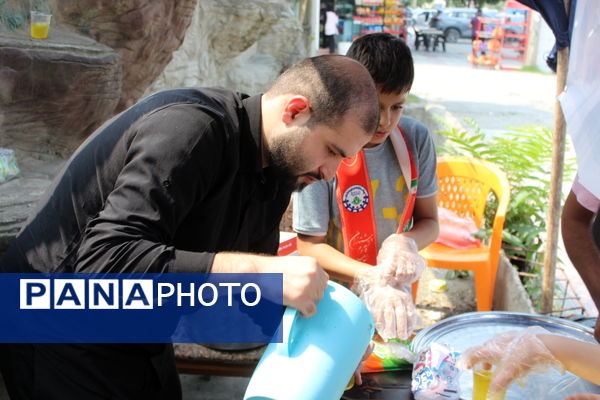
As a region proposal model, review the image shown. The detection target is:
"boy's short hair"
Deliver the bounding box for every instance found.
[346,33,414,94]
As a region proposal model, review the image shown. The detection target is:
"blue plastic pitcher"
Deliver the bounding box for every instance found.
[244,281,374,400]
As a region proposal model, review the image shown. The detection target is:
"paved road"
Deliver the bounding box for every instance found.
[409,37,556,136]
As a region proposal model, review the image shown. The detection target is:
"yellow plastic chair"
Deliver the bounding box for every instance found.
[418,155,510,311]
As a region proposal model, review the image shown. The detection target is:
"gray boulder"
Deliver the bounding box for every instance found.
[0,27,121,157]
[147,0,307,96]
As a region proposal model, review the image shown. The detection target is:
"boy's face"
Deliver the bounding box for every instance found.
[364,88,408,148]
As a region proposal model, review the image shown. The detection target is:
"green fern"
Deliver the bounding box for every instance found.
[436,120,576,278]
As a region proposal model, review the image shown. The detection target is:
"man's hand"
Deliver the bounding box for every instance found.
[211,253,328,318]
[277,256,329,318]
[595,318,600,342]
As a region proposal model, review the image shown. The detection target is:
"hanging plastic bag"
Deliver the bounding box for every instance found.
[434,207,481,249]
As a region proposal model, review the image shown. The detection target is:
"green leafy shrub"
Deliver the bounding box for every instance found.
[436,119,576,303]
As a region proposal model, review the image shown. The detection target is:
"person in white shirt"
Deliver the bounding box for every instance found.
[324,5,339,54]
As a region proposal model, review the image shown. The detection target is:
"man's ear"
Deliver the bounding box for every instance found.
[282,96,310,125]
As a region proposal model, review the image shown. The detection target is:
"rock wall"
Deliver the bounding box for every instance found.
[57,0,198,111]
[1,0,306,157]
[0,27,122,157]
[146,0,307,97]
[0,0,197,156]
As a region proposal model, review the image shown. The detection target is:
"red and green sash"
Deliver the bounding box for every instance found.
[335,126,418,265]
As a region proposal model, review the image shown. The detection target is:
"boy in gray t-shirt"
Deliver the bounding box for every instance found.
[293,33,439,341]
[294,115,437,253]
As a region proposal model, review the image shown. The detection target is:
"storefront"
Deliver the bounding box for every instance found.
[320,0,408,51]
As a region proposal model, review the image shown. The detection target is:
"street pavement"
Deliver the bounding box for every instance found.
[409,37,556,135]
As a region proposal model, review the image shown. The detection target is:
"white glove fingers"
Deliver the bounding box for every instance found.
[383,302,397,340]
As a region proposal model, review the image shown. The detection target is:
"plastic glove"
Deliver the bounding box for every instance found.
[357,285,422,341]
[353,234,425,293]
[459,326,565,394]
[375,234,427,287]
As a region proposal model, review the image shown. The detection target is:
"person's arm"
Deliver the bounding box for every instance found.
[293,180,370,283]
[561,189,600,340]
[403,118,439,250]
[296,233,370,284]
[296,195,438,284]
[402,194,439,249]
[75,103,224,274]
[460,327,600,395]
[538,334,600,385]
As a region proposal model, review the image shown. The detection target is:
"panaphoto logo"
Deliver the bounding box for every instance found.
[19,279,261,310]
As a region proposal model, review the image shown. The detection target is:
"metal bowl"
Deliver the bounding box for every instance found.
[411,311,600,399]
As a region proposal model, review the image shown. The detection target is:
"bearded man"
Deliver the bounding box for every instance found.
[0,55,379,399]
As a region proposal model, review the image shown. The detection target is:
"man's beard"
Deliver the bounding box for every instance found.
[268,129,318,192]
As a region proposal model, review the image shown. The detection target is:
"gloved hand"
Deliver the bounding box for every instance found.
[357,285,421,341]
[352,235,425,341]
[459,326,565,394]
[374,234,427,287]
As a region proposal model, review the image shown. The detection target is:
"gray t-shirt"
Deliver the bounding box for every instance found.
[293,116,437,251]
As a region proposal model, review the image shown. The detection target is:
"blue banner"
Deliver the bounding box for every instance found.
[0,273,283,343]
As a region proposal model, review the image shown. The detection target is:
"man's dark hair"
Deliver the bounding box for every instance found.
[266,55,379,134]
[346,32,414,94]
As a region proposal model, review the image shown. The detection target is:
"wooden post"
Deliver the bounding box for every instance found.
[541,0,570,314]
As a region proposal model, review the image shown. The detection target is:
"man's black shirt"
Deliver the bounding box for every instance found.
[0,87,291,274]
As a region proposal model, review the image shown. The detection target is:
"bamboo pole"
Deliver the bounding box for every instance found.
[541,0,570,314]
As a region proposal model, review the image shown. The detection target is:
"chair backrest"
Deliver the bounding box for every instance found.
[436,155,510,229]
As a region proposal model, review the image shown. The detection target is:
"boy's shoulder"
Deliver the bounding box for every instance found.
[399,116,429,138]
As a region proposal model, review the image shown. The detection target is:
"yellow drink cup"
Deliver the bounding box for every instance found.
[473,369,506,400]
[31,23,50,39]
[30,11,52,39]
